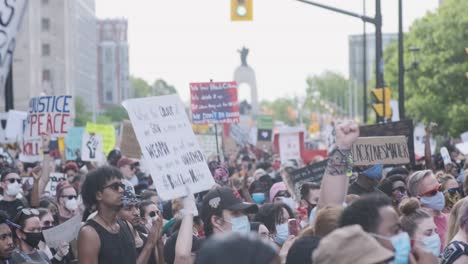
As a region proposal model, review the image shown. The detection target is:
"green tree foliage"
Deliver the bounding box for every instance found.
[260,98,297,126]
[130,77,177,98]
[103,105,128,122]
[74,96,91,126]
[131,77,152,98]
[152,79,177,96]
[384,0,468,136]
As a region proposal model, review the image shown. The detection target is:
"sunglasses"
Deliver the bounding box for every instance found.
[445,188,460,195]
[102,182,125,192]
[392,187,406,193]
[43,220,55,227]
[419,184,442,197]
[148,211,158,218]
[6,178,21,184]
[61,195,77,200]
[21,208,39,216]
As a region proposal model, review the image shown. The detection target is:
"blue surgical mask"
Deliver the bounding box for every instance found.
[228,215,250,234]
[362,164,384,180]
[420,191,445,211]
[252,193,265,204]
[389,232,411,264]
[422,233,441,257]
[275,223,289,245]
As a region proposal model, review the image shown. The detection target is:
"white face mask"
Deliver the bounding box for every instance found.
[65,198,78,211]
[5,182,21,197]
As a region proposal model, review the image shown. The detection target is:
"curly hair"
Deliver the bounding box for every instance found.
[81,166,123,209]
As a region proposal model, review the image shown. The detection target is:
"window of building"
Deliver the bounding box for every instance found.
[42,69,51,81]
[42,43,50,56]
[41,18,50,32]
[106,91,113,102]
[41,0,49,5]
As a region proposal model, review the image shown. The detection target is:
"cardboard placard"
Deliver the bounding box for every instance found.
[190,81,240,124]
[359,120,414,165]
[44,173,66,197]
[5,110,27,140]
[81,133,104,162]
[279,133,301,163]
[85,123,115,155]
[19,138,42,163]
[288,160,327,201]
[120,120,142,159]
[64,127,85,160]
[122,95,215,200]
[456,142,468,155]
[352,136,410,166]
[43,213,82,248]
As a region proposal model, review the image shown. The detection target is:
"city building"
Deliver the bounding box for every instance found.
[5,0,98,112]
[97,19,130,110]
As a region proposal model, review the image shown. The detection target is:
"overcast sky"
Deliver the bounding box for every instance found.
[96,0,439,102]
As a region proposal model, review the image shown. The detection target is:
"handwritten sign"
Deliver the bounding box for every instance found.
[25,95,74,139]
[279,133,301,163]
[65,127,85,160]
[122,95,215,200]
[288,160,327,202]
[19,138,42,163]
[43,213,82,248]
[0,1,28,96]
[120,120,142,159]
[81,133,104,162]
[440,147,451,165]
[351,136,410,166]
[456,142,468,155]
[44,173,66,197]
[190,81,240,124]
[5,110,27,140]
[85,122,115,155]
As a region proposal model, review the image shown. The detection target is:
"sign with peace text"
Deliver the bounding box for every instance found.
[81,133,104,162]
[190,81,240,124]
[288,160,327,202]
[25,95,74,139]
[122,95,215,200]
[351,136,410,166]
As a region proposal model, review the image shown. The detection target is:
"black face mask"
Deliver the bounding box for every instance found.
[22,231,44,248]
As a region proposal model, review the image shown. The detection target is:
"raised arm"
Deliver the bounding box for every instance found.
[318,120,359,210]
[136,214,162,264]
[175,190,197,264]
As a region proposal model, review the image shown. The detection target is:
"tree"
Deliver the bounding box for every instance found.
[152,79,177,96]
[74,96,91,126]
[384,0,468,136]
[130,77,152,98]
[260,98,297,126]
[103,105,128,122]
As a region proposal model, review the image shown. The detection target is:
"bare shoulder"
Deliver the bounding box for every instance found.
[453,255,468,264]
[78,225,100,245]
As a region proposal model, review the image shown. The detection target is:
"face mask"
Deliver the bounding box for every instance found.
[275,223,289,245]
[389,232,411,264]
[362,164,384,180]
[252,193,265,204]
[6,181,21,197]
[228,215,250,234]
[22,231,44,249]
[422,233,441,257]
[279,197,296,210]
[420,192,445,211]
[65,198,78,211]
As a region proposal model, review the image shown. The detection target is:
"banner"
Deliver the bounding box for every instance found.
[288,160,327,202]
[85,122,115,155]
[0,1,28,95]
[351,136,410,166]
[5,110,27,140]
[190,81,240,124]
[279,133,301,163]
[81,133,104,162]
[64,127,85,160]
[25,95,74,139]
[44,173,66,197]
[122,95,215,200]
[120,120,142,159]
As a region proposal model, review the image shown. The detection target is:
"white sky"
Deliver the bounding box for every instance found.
[96,0,439,102]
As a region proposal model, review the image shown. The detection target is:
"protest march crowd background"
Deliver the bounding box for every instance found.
[0,90,466,264]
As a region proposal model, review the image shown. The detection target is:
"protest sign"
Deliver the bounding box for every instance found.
[359,120,415,165]
[65,127,85,160]
[456,142,468,155]
[81,133,104,162]
[196,134,222,159]
[229,123,249,146]
[0,1,28,96]
[19,138,42,163]
[288,160,327,202]
[44,173,66,196]
[257,115,274,129]
[413,123,436,157]
[351,136,410,166]
[440,147,451,165]
[461,132,468,143]
[120,120,142,159]
[43,213,82,248]
[25,95,74,139]
[86,122,115,155]
[190,81,240,124]
[279,132,301,163]
[5,110,27,140]
[122,95,215,200]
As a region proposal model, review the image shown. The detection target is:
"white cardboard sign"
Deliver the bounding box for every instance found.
[81,133,104,162]
[44,173,66,197]
[43,213,82,248]
[279,132,301,163]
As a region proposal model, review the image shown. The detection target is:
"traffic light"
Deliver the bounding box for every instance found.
[372,87,391,118]
[231,0,253,21]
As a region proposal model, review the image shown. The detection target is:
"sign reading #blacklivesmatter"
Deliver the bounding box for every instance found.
[122,95,215,200]
[351,136,410,166]
[288,160,327,202]
[190,81,240,124]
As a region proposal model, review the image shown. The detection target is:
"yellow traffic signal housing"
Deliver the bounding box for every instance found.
[231,0,253,21]
[372,88,392,118]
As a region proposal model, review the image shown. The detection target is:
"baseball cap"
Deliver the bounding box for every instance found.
[312,225,394,264]
[117,157,137,168]
[121,189,140,206]
[64,162,79,173]
[201,187,258,221]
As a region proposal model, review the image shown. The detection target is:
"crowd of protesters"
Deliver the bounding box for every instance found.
[0,120,466,263]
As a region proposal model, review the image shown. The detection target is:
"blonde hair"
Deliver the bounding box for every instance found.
[437,174,456,191]
[407,170,433,197]
[313,205,344,237]
[446,197,468,246]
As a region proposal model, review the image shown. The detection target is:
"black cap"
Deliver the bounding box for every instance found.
[201,187,258,221]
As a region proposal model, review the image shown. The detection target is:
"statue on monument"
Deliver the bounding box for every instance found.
[238,46,249,67]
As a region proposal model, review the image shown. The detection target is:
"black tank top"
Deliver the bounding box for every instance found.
[84,218,137,264]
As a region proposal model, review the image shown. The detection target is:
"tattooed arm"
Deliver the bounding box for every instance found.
[317,121,359,210]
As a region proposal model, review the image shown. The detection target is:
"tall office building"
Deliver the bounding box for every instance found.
[5,0,98,111]
[97,19,130,110]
